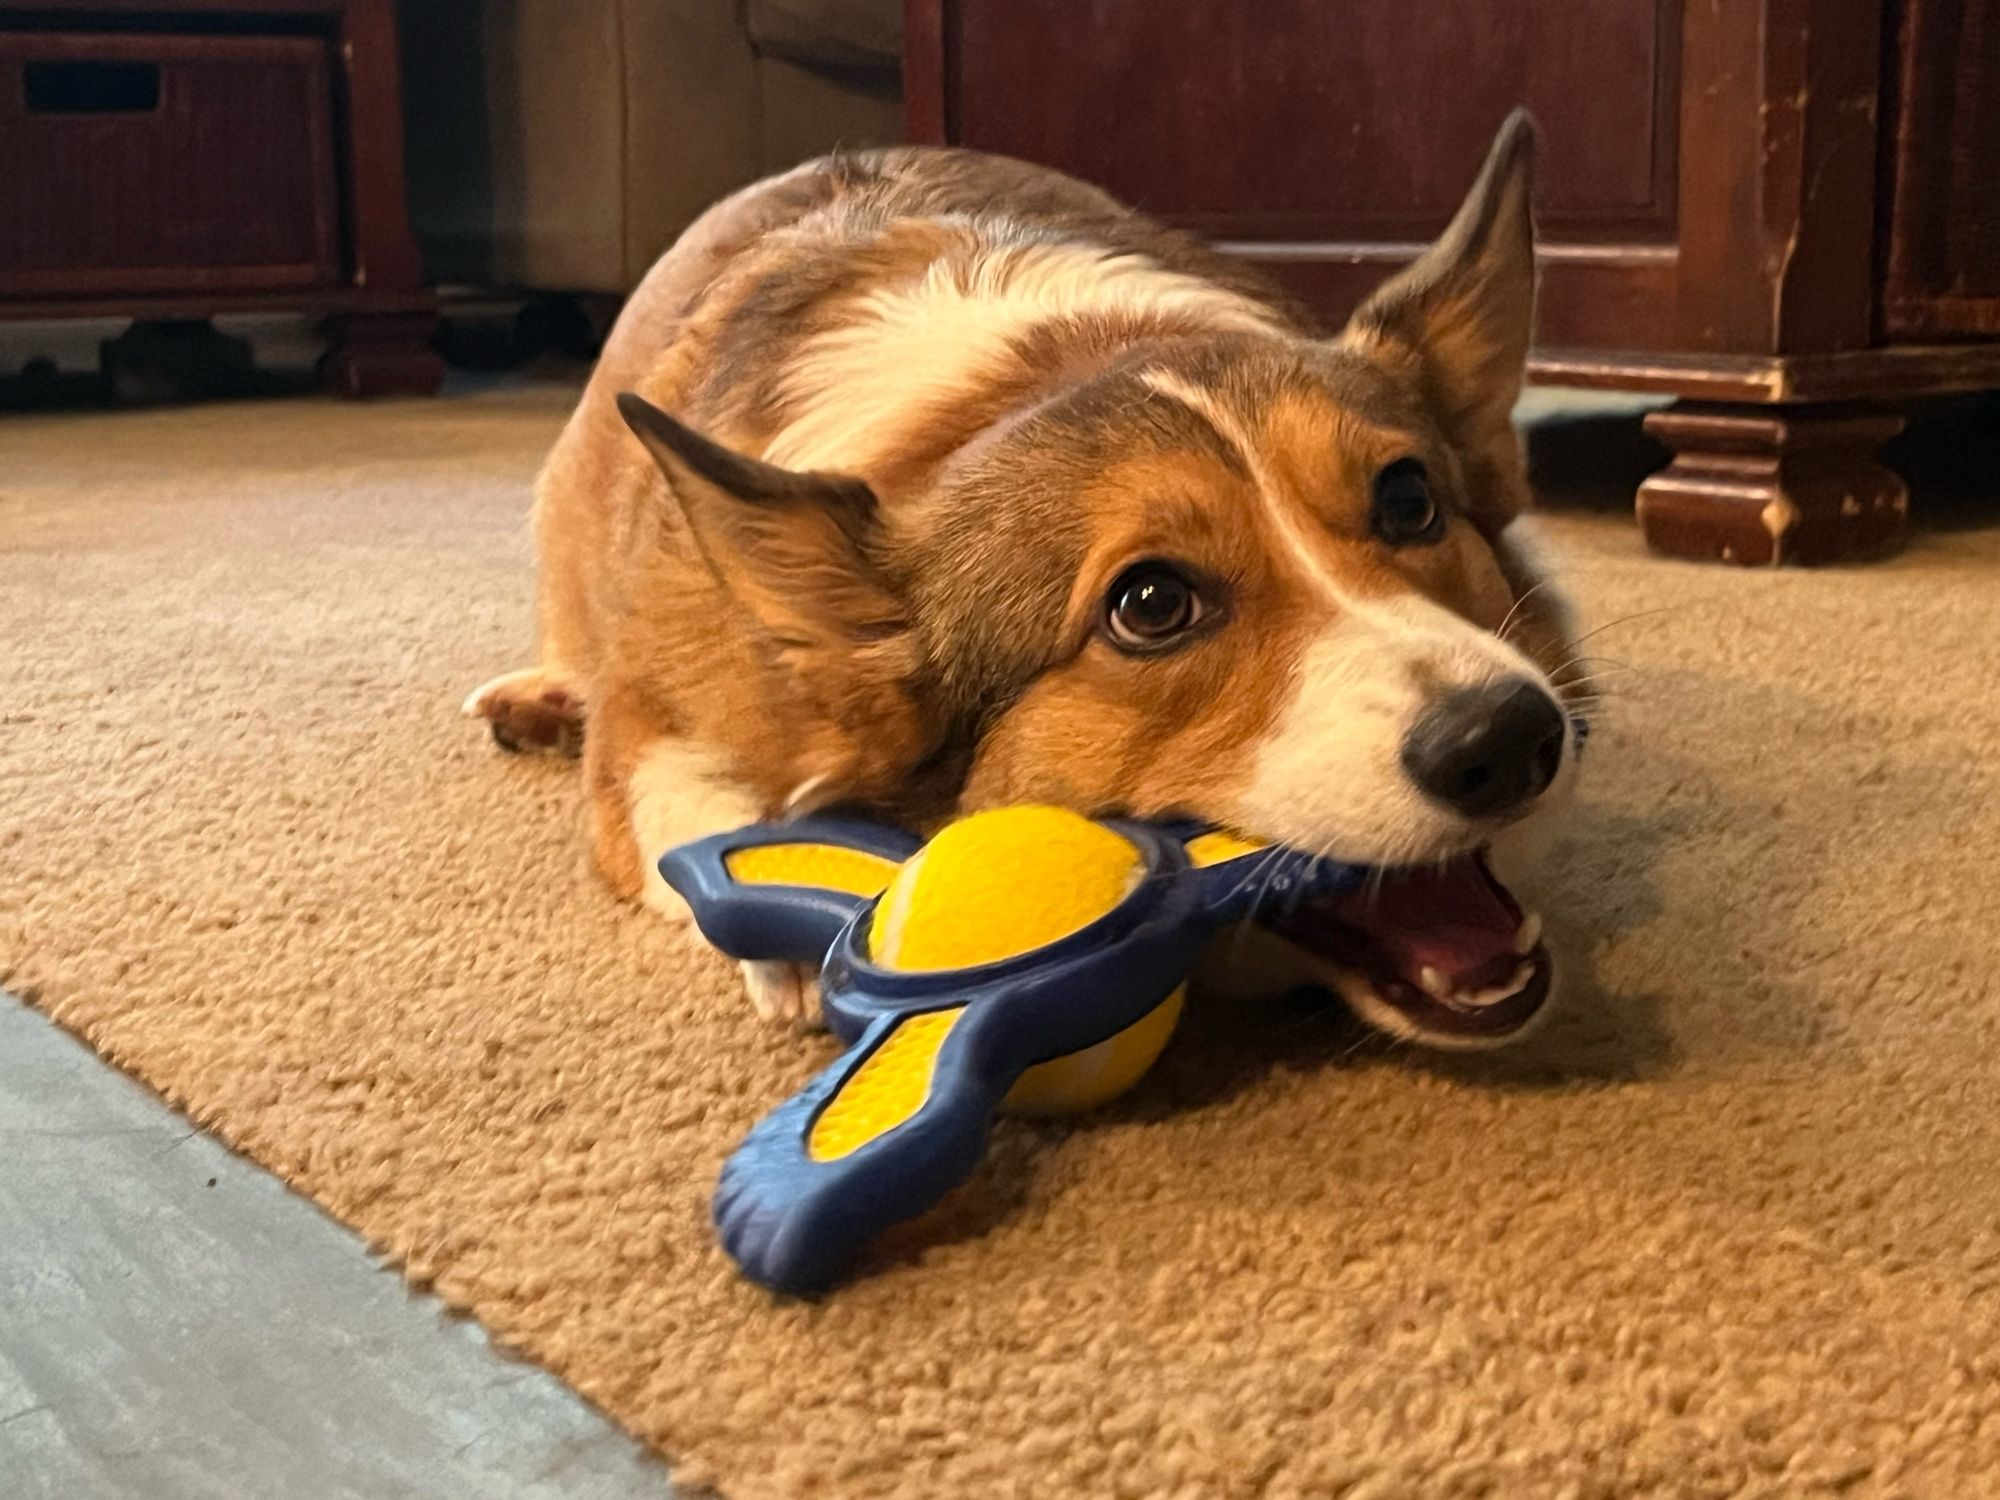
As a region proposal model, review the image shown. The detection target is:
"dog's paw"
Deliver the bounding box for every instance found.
[463,668,584,757]
[741,960,823,1030]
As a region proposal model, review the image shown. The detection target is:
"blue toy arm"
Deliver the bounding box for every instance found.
[713,854,1205,1295]
[657,817,921,965]
[713,1003,999,1296]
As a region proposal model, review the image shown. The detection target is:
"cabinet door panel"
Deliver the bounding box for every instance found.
[1880,0,2000,339]
[945,0,1678,243]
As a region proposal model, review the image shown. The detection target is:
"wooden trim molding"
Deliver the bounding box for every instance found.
[1530,342,2000,403]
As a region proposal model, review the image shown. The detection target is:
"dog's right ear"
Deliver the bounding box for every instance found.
[616,391,905,642]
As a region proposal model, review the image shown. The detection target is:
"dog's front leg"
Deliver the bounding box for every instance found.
[464,666,586,756]
[585,690,820,1028]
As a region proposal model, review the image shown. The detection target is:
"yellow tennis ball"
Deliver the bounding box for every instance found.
[869,806,1142,971]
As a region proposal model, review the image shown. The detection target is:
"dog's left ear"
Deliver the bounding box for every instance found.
[617,392,934,800]
[1343,109,1538,526]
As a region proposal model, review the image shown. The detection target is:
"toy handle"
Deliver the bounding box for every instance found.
[666,873,865,965]
[712,1003,1000,1295]
[658,817,920,965]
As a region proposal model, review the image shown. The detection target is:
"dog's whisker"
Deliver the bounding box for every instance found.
[1280,852,1323,917]
[1250,848,1291,920]
[1549,662,1632,686]
[1559,695,1615,716]
[1241,856,1274,919]
[1221,843,1287,909]
[1565,606,1677,650]
[1551,675,1626,696]
[1552,656,1632,680]
[1360,863,1388,919]
[1544,668,1624,692]
[1548,660,1633,685]
[1547,651,1634,678]
[1215,853,1295,977]
[1217,845,1294,971]
[1494,579,1549,647]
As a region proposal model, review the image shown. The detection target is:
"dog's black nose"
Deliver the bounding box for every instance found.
[1401,680,1567,820]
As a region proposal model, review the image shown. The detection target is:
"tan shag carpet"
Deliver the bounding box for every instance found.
[5,382,1999,1500]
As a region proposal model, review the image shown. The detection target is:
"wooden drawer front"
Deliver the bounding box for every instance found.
[0,32,339,297]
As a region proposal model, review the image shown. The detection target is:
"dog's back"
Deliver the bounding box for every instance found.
[535,148,1303,674]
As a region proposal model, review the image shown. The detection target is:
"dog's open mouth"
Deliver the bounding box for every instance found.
[1264,852,1550,1040]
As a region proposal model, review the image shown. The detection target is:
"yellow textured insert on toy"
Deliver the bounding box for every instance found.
[808,1006,964,1161]
[1184,829,1269,868]
[869,806,1142,971]
[724,843,899,899]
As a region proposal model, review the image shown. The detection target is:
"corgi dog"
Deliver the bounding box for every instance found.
[467,112,1581,1049]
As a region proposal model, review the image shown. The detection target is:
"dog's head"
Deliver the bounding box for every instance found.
[621,114,1578,1048]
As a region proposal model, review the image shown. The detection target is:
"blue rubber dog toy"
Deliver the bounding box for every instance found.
[660,805,1369,1295]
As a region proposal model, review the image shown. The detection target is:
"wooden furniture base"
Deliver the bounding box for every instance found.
[1541,340,2000,564]
[320,313,445,398]
[1636,403,1908,566]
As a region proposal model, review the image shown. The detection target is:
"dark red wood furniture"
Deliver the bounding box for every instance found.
[906,0,2000,565]
[0,0,439,395]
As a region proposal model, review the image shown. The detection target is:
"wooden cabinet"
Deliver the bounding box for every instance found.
[0,0,440,397]
[0,33,339,297]
[907,0,2000,565]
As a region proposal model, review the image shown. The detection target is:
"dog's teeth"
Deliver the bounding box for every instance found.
[1458,963,1536,1009]
[1422,957,1537,1008]
[1513,912,1542,955]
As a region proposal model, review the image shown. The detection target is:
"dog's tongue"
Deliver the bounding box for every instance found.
[1335,856,1526,993]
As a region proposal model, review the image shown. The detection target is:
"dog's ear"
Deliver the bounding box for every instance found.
[1343,110,1538,527]
[618,392,933,800]
[617,391,903,637]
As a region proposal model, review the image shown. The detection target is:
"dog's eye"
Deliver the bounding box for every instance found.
[1104,561,1201,652]
[1371,458,1442,546]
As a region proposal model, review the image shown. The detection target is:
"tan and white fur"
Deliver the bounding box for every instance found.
[467,116,1581,1041]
